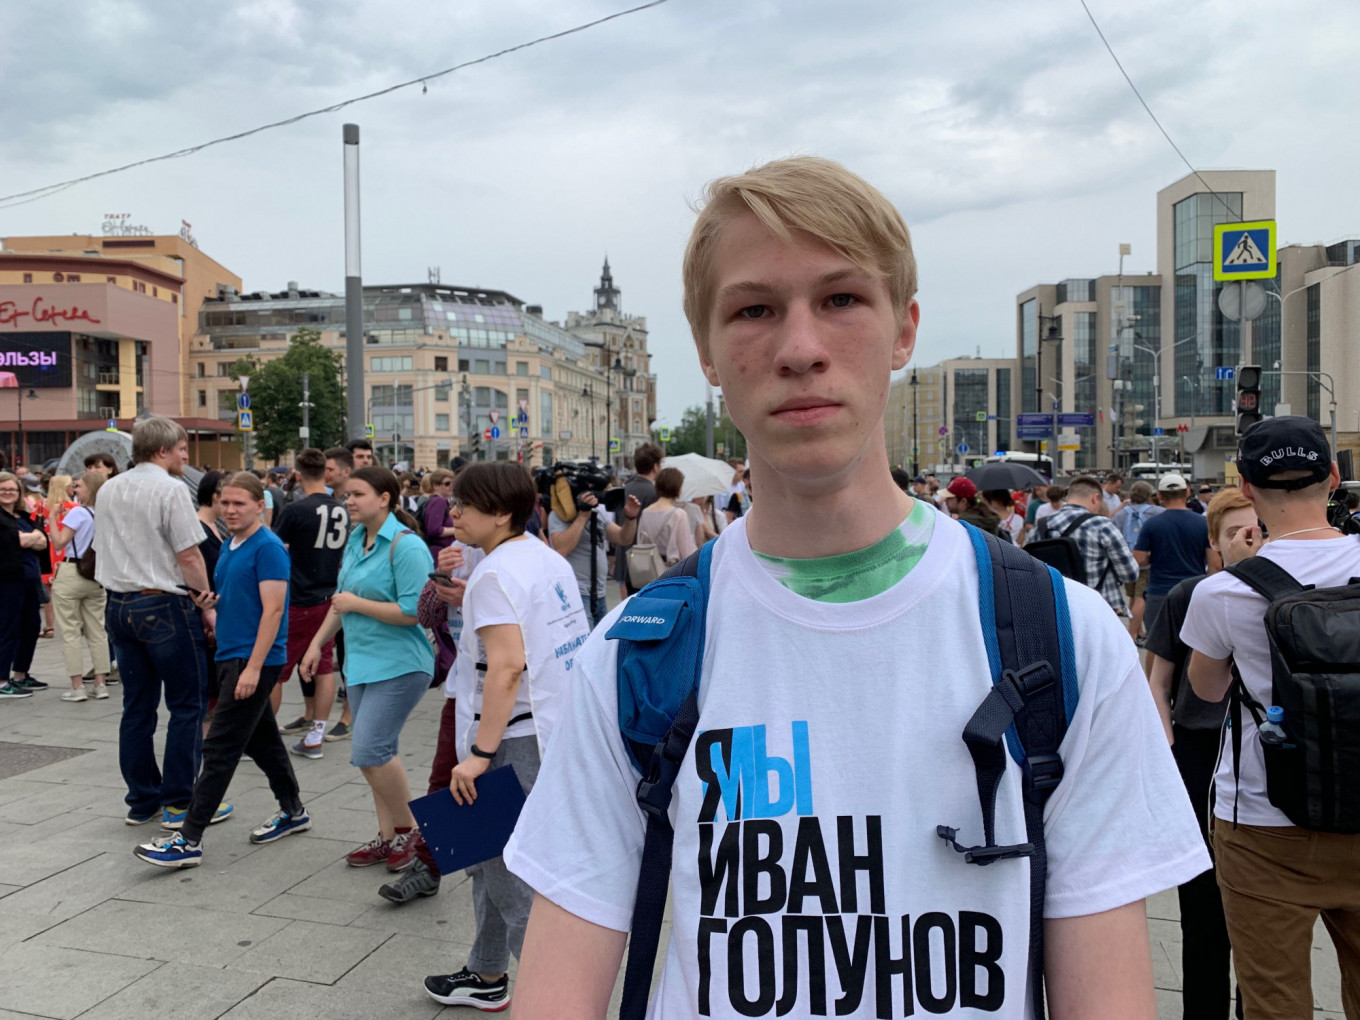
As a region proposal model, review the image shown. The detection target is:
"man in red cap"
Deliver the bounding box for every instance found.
[944,477,1000,535]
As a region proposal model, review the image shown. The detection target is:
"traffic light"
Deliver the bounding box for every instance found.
[470,430,481,459]
[1235,365,1262,436]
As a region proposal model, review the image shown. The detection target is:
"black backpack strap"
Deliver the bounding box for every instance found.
[1059,509,1095,538]
[618,544,708,1020]
[1225,557,1311,602]
[940,525,1075,1020]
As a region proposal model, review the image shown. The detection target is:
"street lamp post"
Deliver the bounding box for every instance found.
[1123,331,1207,483]
[582,384,598,463]
[1036,310,1062,472]
[909,369,919,477]
[1268,366,1338,455]
[1180,375,1198,429]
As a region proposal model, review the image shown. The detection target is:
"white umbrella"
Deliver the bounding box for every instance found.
[663,452,737,501]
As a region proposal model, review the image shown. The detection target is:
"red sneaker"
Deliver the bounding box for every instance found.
[347,835,393,868]
[386,830,420,872]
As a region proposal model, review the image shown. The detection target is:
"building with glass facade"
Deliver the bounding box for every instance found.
[1016,169,1360,479]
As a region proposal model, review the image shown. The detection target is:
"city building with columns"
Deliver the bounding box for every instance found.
[193,280,628,469]
[564,259,657,469]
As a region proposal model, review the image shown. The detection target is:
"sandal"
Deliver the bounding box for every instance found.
[40,628,55,639]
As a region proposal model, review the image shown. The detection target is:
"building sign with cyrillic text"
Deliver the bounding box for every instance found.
[0,296,103,330]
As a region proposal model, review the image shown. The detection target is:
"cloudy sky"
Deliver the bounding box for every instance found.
[2,0,1355,422]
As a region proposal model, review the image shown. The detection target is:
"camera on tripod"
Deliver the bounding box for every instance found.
[534,461,625,523]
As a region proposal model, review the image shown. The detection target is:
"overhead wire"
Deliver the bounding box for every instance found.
[1078,0,1238,219]
[0,0,671,210]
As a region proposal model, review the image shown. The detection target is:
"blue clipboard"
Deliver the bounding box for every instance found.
[408,765,527,874]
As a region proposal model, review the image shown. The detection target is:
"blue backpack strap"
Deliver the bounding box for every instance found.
[610,540,714,1020]
[938,523,1077,1020]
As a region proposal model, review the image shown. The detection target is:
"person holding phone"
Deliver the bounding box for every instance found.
[300,466,434,878]
[133,472,309,868]
[421,462,590,1011]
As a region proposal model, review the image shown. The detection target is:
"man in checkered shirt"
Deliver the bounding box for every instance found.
[1034,475,1140,614]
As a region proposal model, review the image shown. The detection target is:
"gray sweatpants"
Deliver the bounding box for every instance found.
[465,735,541,976]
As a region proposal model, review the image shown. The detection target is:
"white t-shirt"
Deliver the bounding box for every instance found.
[504,514,1208,1019]
[1034,502,1058,522]
[453,536,590,756]
[442,540,486,698]
[998,510,1024,544]
[62,506,96,558]
[1180,534,1360,827]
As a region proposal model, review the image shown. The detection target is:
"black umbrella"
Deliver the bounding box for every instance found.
[963,462,1049,491]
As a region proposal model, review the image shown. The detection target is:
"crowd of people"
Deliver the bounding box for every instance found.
[4,154,1360,1020]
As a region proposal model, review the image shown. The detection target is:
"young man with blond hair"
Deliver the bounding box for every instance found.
[503,157,1206,1018]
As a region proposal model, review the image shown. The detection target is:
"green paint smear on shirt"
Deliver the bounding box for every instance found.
[754,498,936,603]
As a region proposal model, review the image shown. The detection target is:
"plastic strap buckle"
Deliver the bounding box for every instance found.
[635,726,689,820]
[1023,753,1064,801]
[936,825,1035,866]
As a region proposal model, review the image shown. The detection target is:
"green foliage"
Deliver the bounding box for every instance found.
[228,328,346,461]
[655,404,746,459]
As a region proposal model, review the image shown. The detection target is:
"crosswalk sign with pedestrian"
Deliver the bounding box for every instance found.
[1213,220,1277,281]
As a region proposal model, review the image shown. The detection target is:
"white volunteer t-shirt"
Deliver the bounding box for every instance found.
[454,536,590,756]
[504,514,1208,1019]
[1180,534,1360,827]
[442,540,486,698]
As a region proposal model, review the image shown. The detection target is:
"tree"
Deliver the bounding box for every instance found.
[228,328,346,461]
[656,404,746,460]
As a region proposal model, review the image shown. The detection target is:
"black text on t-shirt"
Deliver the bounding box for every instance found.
[693,721,1005,1016]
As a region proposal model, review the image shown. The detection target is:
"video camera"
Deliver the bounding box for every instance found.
[534,461,626,522]
[1328,481,1360,537]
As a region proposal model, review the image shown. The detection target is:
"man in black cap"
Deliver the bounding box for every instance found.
[1180,416,1360,1018]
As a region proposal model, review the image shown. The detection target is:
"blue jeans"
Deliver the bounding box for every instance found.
[106,592,208,815]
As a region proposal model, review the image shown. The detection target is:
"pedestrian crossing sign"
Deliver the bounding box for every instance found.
[238,409,254,432]
[1213,220,1276,281]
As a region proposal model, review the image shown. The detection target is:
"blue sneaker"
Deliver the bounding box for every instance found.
[250,809,312,844]
[134,832,203,869]
[162,802,232,830]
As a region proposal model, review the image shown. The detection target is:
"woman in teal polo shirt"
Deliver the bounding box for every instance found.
[301,466,434,876]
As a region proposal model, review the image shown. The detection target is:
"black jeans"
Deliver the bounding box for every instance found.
[183,659,302,844]
[0,579,40,679]
[1172,724,1242,1020]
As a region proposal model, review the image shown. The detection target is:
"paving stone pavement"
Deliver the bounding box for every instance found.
[0,631,1345,1018]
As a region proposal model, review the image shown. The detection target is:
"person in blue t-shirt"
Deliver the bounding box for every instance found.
[135,472,312,869]
[1133,473,1214,642]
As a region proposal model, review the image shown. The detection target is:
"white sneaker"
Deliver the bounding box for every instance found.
[60,689,88,702]
[92,684,109,700]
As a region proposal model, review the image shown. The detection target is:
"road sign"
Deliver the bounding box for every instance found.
[237,392,251,411]
[1215,366,1235,381]
[658,426,671,442]
[1059,440,1081,452]
[1214,221,1277,281]
[105,419,117,432]
[1017,426,1053,441]
[974,411,987,422]
[238,409,254,432]
[937,426,949,436]
[956,443,969,454]
[608,437,620,454]
[1153,426,1165,436]
[516,410,528,425]
[1057,412,1095,427]
[518,398,529,414]
[489,409,500,425]
[483,428,492,440]
[1016,413,1051,427]
[518,426,529,439]
[364,423,374,439]
[490,426,501,439]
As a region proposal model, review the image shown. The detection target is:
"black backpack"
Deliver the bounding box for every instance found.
[1224,556,1360,833]
[1026,510,1097,586]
